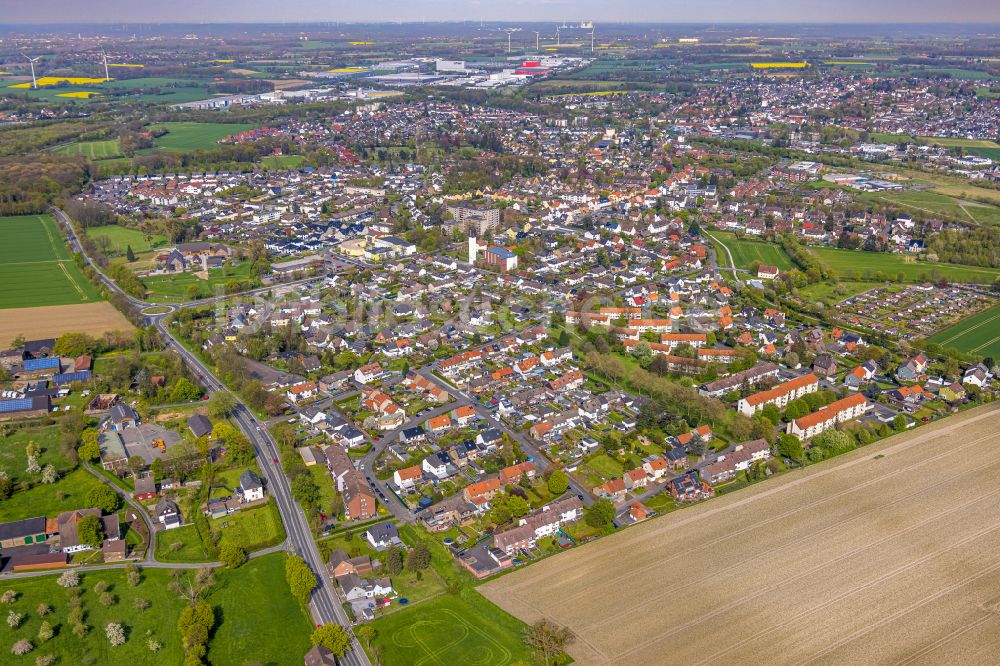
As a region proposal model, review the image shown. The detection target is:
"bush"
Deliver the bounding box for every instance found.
[105,622,126,646]
[11,639,33,656]
[57,571,80,588]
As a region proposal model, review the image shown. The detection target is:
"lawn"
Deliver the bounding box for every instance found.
[140,261,255,301]
[861,189,1000,226]
[154,523,213,563]
[149,122,254,152]
[0,468,107,522]
[926,303,1000,358]
[369,588,534,666]
[209,500,286,551]
[710,232,794,271]
[809,246,1000,284]
[86,225,168,255]
[585,453,624,480]
[0,552,311,665]
[52,139,123,159]
[0,215,103,309]
[797,280,875,305]
[261,154,306,169]
[0,424,79,486]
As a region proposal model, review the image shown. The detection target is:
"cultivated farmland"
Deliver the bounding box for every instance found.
[150,121,254,151]
[810,246,1000,284]
[484,405,1000,666]
[0,214,102,309]
[709,232,794,271]
[926,303,1000,358]
[0,302,134,347]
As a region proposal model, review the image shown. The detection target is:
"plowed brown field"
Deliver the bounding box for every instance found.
[482,404,1000,666]
[0,302,134,346]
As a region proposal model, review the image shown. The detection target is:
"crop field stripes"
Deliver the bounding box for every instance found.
[935,310,1000,345]
[571,431,1000,636]
[501,419,999,600]
[692,515,1000,665]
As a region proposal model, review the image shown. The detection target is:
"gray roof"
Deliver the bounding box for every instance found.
[240,469,263,491]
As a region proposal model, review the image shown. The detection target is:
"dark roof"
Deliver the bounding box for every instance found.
[0,517,46,541]
[240,469,262,491]
[187,414,213,438]
[365,522,399,542]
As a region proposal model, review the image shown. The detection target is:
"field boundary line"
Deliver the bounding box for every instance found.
[933,308,1000,345]
[57,261,89,301]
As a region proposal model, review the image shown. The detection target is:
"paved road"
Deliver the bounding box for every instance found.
[53,207,369,666]
[417,369,595,508]
[704,232,745,287]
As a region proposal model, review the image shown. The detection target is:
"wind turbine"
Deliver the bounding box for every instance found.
[22,53,40,89]
[100,50,110,81]
[591,26,596,53]
[533,31,540,52]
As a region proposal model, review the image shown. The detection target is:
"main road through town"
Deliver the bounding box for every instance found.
[53,208,369,666]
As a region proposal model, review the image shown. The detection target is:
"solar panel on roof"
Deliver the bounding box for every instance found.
[24,357,59,371]
[0,399,33,414]
[52,371,91,385]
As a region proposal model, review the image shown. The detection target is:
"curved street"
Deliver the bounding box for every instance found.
[52,207,370,666]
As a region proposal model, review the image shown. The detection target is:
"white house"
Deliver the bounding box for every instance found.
[240,469,265,503]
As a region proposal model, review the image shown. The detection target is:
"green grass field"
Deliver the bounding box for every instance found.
[261,154,306,169]
[53,139,123,159]
[154,523,213,563]
[860,189,1000,226]
[141,261,255,301]
[210,500,286,551]
[797,280,876,305]
[0,552,311,665]
[86,224,168,255]
[710,232,794,271]
[810,246,1000,284]
[927,303,1000,358]
[0,215,103,309]
[150,122,254,152]
[369,588,534,666]
[0,425,78,488]
[0,468,107,523]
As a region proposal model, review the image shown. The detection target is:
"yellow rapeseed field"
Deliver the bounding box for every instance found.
[108,63,144,68]
[347,41,375,45]
[9,76,109,88]
[56,91,101,98]
[328,67,368,73]
[750,62,810,69]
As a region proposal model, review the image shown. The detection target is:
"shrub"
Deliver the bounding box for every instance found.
[57,571,80,588]
[37,621,53,643]
[105,622,126,646]
[0,589,17,604]
[7,610,24,628]
[11,639,33,655]
[35,603,51,616]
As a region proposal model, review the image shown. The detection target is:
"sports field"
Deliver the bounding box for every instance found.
[710,232,794,270]
[926,303,1000,358]
[483,405,1000,666]
[369,589,533,666]
[53,138,122,159]
[810,246,1000,284]
[0,214,102,309]
[150,121,254,152]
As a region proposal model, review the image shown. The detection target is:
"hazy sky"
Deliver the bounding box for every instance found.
[1,0,999,24]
